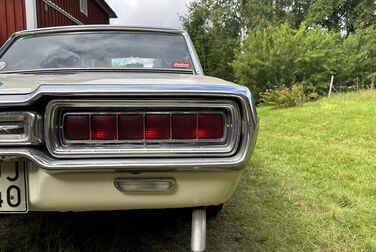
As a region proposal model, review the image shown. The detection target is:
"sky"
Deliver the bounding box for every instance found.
[106,0,192,29]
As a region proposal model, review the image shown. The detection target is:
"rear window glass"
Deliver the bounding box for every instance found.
[0,32,193,72]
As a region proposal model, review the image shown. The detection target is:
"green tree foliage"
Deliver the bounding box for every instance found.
[307,0,376,34]
[338,26,376,86]
[182,0,376,101]
[231,24,340,97]
[241,0,311,30]
[181,0,241,81]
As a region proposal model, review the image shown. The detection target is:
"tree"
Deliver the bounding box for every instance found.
[231,23,341,98]
[181,0,376,99]
[307,0,376,34]
[181,0,242,81]
[241,0,311,30]
[338,25,376,86]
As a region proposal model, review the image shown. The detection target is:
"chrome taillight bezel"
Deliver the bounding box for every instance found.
[45,99,241,158]
[0,112,43,145]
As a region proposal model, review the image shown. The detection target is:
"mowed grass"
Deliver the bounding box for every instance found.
[1,91,376,251]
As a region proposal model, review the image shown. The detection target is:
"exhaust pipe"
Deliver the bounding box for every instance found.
[191,207,206,252]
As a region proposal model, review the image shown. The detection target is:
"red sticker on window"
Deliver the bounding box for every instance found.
[172,61,192,69]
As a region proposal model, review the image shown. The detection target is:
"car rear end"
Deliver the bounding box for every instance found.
[0,26,258,251]
[0,82,258,212]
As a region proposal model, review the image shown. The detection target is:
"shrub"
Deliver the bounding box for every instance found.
[260,84,306,108]
[231,23,341,101]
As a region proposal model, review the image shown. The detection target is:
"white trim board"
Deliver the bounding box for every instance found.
[25,0,38,29]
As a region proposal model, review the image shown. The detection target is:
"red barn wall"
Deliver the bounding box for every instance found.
[0,0,26,46]
[0,0,111,46]
[36,0,109,28]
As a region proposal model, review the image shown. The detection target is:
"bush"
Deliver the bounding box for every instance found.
[231,23,341,101]
[260,84,306,108]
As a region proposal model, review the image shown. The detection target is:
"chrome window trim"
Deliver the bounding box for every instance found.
[182,31,203,75]
[1,28,201,75]
[0,112,43,145]
[45,99,241,158]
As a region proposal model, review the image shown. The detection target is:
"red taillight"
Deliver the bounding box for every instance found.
[118,114,144,140]
[198,114,224,139]
[145,114,170,140]
[63,112,224,142]
[172,114,197,139]
[91,115,117,140]
[64,115,90,140]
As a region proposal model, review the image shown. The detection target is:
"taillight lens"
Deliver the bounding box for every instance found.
[91,115,117,140]
[172,114,197,139]
[198,114,224,139]
[118,114,144,140]
[63,112,224,142]
[145,114,170,140]
[64,115,90,140]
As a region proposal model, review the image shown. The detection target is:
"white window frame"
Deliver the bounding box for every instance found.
[80,0,88,16]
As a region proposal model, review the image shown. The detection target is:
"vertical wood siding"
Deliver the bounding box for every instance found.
[36,0,109,28]
[0,0,26,46]
[0,0,110,47]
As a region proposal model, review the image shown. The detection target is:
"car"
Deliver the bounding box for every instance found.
[0,25,258,251]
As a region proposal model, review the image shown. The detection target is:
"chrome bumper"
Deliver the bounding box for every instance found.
[0,136,257,172]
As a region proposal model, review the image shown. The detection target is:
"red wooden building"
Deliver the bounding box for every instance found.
[0,0,117,46]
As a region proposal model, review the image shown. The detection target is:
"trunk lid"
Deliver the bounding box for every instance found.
[0,72,232,94]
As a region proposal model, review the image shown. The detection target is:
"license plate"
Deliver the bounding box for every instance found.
[0,161,28,213]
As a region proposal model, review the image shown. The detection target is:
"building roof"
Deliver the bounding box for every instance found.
[95,0,117,18]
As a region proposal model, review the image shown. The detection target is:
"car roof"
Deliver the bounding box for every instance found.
[13,25,185,37]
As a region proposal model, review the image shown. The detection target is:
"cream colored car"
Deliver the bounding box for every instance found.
[0,26,258,251]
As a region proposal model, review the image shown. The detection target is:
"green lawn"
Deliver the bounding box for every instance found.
[1,91,375,251]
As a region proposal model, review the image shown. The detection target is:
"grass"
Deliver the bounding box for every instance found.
[1,91,376,251]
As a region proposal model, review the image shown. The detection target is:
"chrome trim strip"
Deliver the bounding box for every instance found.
[0,68,195,75]
[0,145,255,173]
[0,112,43,145]
[45,100,239,158]
[1,27,201,75]
[14,25,185,37]
[0,123,24,134]
[183,31,204,75]
[0,84,257,123]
